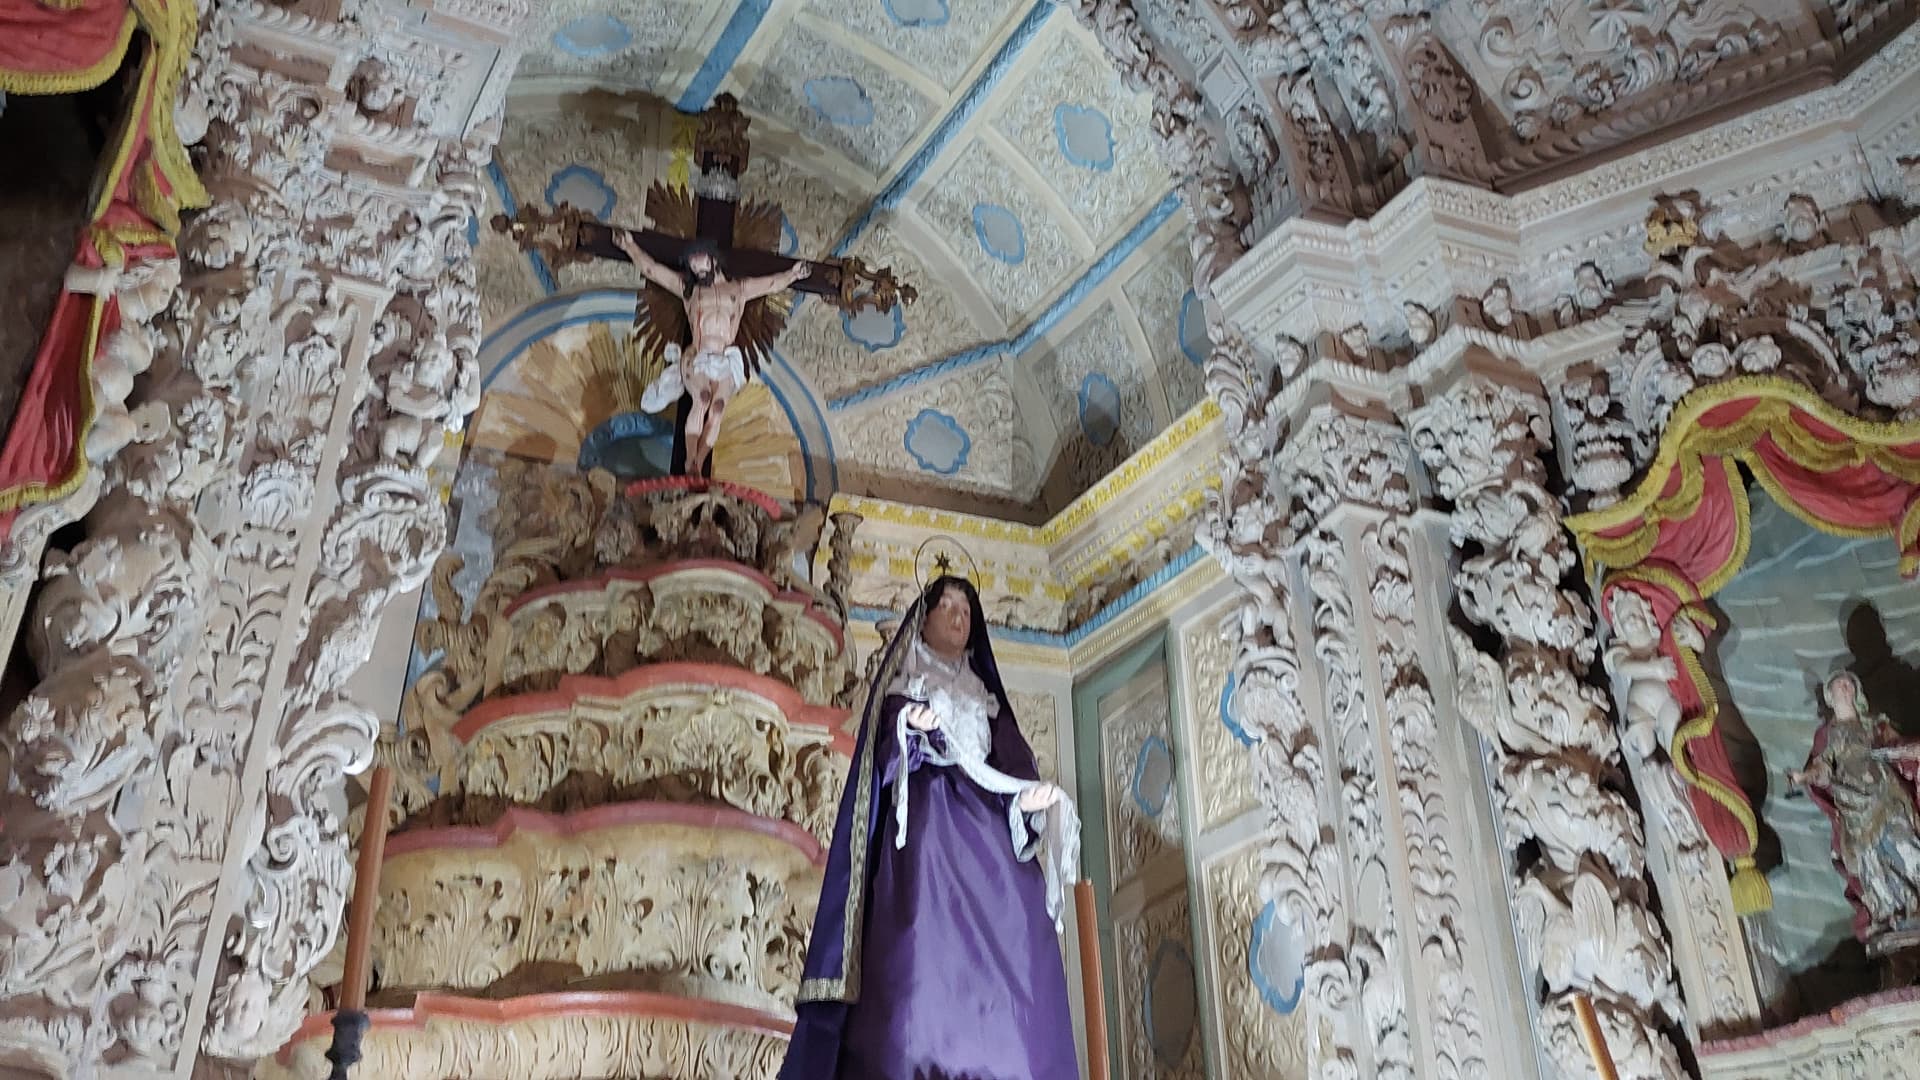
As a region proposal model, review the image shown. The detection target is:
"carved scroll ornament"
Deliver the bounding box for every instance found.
[491,569,848,705]
[417,671,848,846]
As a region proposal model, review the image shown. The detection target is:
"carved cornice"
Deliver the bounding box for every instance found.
[837,399,1224,632]
[1213,22,1920,367]
[1088,0,1912,255]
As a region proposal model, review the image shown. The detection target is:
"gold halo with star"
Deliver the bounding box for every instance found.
[914,535,979,594]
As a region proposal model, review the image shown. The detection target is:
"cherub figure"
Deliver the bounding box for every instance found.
[1603,588,1704,761]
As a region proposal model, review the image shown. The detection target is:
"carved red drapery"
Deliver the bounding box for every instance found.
[0,0,205,537]
[0,0,137,91]
[1573,378,1920,914]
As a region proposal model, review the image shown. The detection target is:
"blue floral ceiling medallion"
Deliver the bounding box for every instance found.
[545,164,617,219]
[971,203,1026,265]
[1078,371,1121,447]
[804,76,876,127]
[843,305,906,352]
[883,0,950,27]
[1054,103,1115,171]
[553,14,632,59]
[904,409,969,474]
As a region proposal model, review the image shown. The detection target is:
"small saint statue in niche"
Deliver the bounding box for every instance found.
[1788,670,1920,952]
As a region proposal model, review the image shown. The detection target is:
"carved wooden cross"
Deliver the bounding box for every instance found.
[491,94,916,318]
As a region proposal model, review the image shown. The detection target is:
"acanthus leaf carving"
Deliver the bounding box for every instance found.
[1457,0,1781,142]
[0,1,529,1070]
[1361,516,1490,1079]
[1412,377,1684,1076]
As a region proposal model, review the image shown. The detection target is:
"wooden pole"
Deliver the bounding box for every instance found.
[1074,880,1110,1079]
[328,766,394,1080]
[1571,993,1621,1080]
[340,766,394,1009]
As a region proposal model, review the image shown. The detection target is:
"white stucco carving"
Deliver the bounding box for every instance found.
[1414,379,1684,1078]
[0,2,527,1074]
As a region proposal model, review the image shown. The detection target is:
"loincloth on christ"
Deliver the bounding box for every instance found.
[641,343,746,412]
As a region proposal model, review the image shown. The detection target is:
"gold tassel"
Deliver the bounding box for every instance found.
[1729,857,1773,915]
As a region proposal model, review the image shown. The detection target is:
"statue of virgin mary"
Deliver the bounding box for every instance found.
[779,574,1082,1080]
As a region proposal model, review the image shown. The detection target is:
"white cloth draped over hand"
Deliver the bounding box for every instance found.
[889,638,1082,934]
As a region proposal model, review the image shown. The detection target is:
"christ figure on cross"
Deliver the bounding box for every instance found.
[492,94,914,478]
[614,231,809,473]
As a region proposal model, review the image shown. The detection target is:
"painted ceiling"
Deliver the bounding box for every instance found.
[472,0,1207,521]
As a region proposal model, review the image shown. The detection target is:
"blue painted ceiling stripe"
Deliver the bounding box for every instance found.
[826,188,1183,411]
[487,160,558,295]
[764,343,835,498]
[831,0,1056,257]
[678,0,776,112]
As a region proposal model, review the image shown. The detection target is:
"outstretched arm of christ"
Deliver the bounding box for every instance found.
[612,230,687,294]
[738,261,811,300]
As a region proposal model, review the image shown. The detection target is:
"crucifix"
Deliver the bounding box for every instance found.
[493,93,916,476]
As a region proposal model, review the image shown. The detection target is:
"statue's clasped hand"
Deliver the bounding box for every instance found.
[1018,784,1064,813]
[902,703,941,732]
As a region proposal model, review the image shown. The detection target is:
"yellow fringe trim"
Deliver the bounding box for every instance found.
[1570,376,1920,574]
[0,9,137,95]
[1568,381,1920,919]
[130,0,208,212]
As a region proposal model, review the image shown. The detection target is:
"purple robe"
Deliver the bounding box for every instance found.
[780,577,1078,1080]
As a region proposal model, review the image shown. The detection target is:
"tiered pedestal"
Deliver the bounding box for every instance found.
[266,478,857,1079]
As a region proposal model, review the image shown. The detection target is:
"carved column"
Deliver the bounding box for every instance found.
[1284,398,1493,1080]
[1197,334,1365,1080]
[0,1,527,1074]
[1412,374,1686,1078]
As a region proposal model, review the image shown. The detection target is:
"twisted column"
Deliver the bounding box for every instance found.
[0,1,526,1072]
[1412,376,1684,1078]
